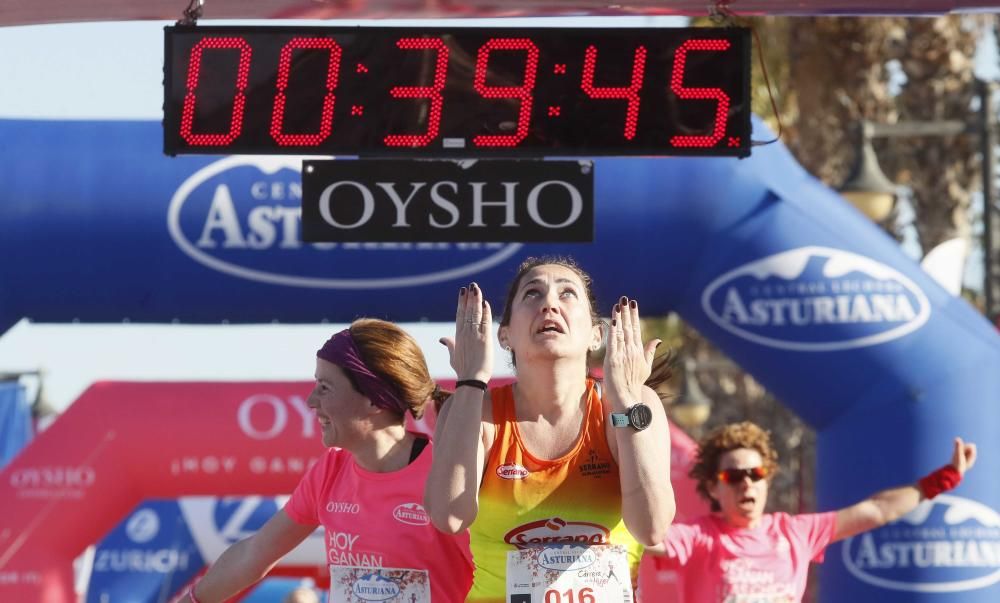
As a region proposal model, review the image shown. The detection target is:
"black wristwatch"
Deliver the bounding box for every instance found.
[610,403,653,431]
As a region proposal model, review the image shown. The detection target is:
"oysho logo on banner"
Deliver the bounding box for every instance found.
[167,156,522,289]
[702,246,931,351]
[8,465,96,498]
[842,494,1000,592]
[302,159,594,243]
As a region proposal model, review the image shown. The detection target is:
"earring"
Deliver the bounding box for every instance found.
[504,345,512,353]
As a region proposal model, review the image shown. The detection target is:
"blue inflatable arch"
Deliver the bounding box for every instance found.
[0,116,998,600]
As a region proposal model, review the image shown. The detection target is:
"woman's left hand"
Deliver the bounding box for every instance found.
[604,296,661,403]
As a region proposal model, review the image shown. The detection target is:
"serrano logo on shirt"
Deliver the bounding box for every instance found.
[496,464,530,480]
[579,449,612,478]
[392,502,430,526]
[505,517,611,549]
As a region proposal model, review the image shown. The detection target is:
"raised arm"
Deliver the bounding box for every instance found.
[425,282,494,534]
[604,296,676,546]
[832,437,977,543]
[179,509,316,603]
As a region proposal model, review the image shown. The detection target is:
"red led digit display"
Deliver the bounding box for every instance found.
[270,37,342,146]
[581,44,646,141]
[179,37,252,146]
[472,38,539,148]
[164,26,751,157]
[384,37,449,147]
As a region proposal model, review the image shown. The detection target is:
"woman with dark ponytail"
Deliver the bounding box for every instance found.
[426,256,676,602]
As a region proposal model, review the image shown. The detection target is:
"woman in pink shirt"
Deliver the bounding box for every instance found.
[181,319,473,603]
[646,421,977,602]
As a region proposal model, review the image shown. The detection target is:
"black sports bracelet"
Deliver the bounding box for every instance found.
[455,379,488,391]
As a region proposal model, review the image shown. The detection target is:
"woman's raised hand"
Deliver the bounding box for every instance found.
[950,436,978,476]
[604,296,660,402]
[439,282,493,383]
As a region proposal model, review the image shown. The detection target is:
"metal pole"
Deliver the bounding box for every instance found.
[978,80,999,323]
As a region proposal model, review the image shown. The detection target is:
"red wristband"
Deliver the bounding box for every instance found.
[918,465,962,500]
[187,583,203,603]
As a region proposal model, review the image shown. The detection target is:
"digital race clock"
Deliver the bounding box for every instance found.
[163,26,751,157]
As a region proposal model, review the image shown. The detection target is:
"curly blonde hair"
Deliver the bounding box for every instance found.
[690,421,780,511]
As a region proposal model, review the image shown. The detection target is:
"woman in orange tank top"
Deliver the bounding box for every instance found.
[425,256,676,602]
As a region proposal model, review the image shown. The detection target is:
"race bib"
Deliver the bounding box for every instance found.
[329,565,430,602]
[506,544,632,603]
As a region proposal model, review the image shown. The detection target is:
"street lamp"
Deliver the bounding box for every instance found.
[671,358,713,430]
[837,80,1000,323]
[839,122,898,223]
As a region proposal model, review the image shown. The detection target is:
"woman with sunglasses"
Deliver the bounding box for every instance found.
[646,421,977,602]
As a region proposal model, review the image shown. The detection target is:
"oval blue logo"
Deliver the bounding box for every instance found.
[537,545,598,571]
[352,573,401,601]
[842,494,1000,592]
[125,509,160,544]
[701,246,931,351]
[168,156,522,289]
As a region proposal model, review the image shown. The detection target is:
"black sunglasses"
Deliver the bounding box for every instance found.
[717,466,768,485]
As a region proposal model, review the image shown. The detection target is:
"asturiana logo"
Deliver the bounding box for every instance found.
[537,545,598,572]
[505,517,610,549]
[167,156,522,289]
[496,464,530,480]
[352,573,401,601]
[701,246,931,351]
[393,503,430,526]
[843,494,1000,592]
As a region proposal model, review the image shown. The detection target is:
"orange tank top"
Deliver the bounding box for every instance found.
[467,379,643,602]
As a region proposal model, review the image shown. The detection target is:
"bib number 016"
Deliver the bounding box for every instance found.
[545,587,596,603]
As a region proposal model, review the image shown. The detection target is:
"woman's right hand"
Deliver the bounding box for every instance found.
[439,282,493,383]
[950,436,978,476]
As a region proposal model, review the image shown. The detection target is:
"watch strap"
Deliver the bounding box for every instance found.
[610,412,629,428]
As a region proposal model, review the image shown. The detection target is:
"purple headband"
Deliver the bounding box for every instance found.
[317,329,409,416]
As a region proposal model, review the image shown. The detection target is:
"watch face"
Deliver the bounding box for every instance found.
[629,404,653,430]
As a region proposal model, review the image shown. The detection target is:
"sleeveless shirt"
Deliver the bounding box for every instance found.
[467,379,642,602]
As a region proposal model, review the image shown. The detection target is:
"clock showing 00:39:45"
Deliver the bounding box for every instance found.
[163,26,751,158]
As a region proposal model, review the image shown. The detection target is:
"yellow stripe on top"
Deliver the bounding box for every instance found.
[468,379,643,602]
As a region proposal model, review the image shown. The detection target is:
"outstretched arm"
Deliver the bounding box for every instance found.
[180,509,316,602]
[424,282,493,534]
[832,437,977,543]
[604,296,676,546]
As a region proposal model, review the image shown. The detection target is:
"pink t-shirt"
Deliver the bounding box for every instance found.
[284,440,473,602]
[655,512,837,603]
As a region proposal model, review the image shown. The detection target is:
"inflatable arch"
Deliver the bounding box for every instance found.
[0,117,998,601]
